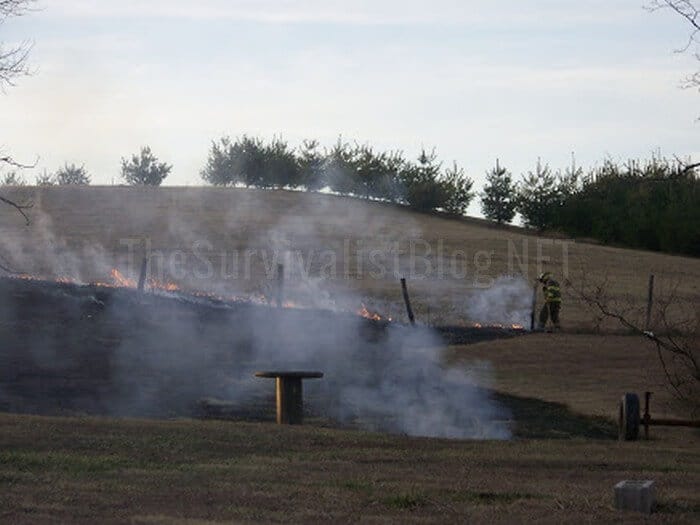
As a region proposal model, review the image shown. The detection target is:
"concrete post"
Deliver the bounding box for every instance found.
[614,480,655,514]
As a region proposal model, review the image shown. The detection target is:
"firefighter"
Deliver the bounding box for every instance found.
[537,271,561,331]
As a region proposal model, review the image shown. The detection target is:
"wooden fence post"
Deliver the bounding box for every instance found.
[137,257,148,292]
[645,274,655,331]
[400,278,416,326]
[276,263,284,307]
[530,283,538,331]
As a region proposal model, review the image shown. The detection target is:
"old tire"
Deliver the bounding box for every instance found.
[619,393,640,441]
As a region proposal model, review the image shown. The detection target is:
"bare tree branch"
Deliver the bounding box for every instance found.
[0,41,32,88]
[0,0,36,89]
[0,0,37,17]
[0,194,32,224]
[0,0,36,276]
[648,0,700,32]
[672,155,700,174]
[568,274,699,415]
[647,1,700,92]
[0,250,17,273]
[0,153,37,169]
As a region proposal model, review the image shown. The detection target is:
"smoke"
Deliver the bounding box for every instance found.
[311,328,509,439]
[465,275,533,327]
[0,191,114,281]
[0,187,516,440]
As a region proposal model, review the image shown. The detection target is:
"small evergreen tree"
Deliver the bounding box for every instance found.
[351,144,387,199]
[399,148,447,211]
[297,139,325,191]
[323,138,355,195]
[54,163,91,185]
[480,159,516,224]
[441,162,474,215]
[231,135,265,188]
[121,146,171,186]
[35,170,55,186]
[516,159,560,230]
[261,137,299,189]
[376,150,405,203]
[200,137,235,186]
[558,155,583,196]
[1,172,26,185]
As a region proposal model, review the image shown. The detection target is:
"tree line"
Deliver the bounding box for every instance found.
[199,136,475,215]
[2,146,172,187]
[481,154,699,256]
[1,138,697,256]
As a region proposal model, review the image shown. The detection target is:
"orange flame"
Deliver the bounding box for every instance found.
[110,268,136,288]
[11,269,392,323]
[148,278,179,292]
[357,303,383,321]
[470,322,525,330]
[282,300,301,308]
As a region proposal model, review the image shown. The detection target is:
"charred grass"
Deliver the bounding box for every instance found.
[0,188,699,522]
[0,334,698,523]
[0,186,698,329]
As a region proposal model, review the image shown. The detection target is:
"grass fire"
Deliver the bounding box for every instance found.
[0,187,697,523]
[1,2,699,522]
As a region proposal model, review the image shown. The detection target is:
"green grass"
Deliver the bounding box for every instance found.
[0,450,134,475]
[383,492,428,510]
[452,491,541,505]
[0,414,698,523]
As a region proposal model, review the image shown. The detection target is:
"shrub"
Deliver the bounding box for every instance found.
[1,172,26,186]
[399,149,447,211]
[297,139,325,191]
[200,137,235,186]
[121,146,171,186]
[516,159,561,230]
[441,161,474,215]
[54,163,90,185]
[481,159,516,224]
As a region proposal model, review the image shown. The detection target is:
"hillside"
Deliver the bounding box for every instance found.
[0,186,698,329]
[0,187,700,329]
[0,187,698,522]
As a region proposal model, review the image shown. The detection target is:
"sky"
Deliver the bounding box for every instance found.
[1,1,698,213]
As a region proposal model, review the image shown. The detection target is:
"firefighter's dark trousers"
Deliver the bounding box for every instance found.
[539,302,561,329]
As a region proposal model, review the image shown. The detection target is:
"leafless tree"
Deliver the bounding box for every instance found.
[0,0,36,273]
[0,0,36,89]
[568,275,699,416]
[648,1,700,92]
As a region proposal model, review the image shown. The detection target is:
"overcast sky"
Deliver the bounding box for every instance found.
[1,1,698,209]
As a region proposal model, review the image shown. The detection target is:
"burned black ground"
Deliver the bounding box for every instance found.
[0,277,525,424]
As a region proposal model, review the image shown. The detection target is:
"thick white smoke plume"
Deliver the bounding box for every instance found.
[465,276,532,327]
[0,188,515,440]
[312,332,509,439]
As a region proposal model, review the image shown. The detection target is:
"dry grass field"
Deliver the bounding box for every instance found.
[448,333,691,420]
[0,344,698,524]
[0,186,698,327]
[0,187,698,522]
